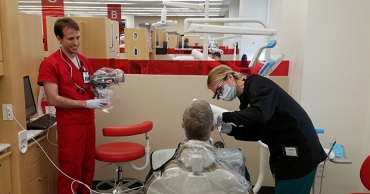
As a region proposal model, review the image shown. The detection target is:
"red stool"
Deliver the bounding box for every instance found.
[349,155,370,194]
[95,121,153,193]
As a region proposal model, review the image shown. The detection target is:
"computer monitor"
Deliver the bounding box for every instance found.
[23,76,37,122]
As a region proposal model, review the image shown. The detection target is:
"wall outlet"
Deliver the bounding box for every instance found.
[2,104,13,120]
[18,130,28,154]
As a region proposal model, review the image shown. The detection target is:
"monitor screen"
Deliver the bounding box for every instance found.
[23,76,37,121]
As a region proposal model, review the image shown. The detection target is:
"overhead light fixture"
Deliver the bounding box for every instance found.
[162,0,204,11]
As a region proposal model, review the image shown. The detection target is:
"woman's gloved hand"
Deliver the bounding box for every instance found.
[218,123,232,134]
[213,113,224,128]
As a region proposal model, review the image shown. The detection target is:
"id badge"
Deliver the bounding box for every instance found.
[283,146,299,157]
[83,72,90,83]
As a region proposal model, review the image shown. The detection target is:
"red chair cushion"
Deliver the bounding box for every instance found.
[103,121,153,137]
[95,142,145,163]
[360,155,370,191]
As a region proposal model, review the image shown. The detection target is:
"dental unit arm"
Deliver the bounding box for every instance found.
[154,0,205,27]
[246,39,285,77]
[249,40,277,68]
[258,53,285,77]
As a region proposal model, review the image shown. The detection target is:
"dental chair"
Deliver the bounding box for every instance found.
[144,140,253,194]
[349,155,370,194]
[95,121,153,194]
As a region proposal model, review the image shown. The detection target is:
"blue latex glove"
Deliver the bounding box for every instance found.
[86,99,109,109]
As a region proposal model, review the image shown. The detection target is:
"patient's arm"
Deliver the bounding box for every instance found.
[228,126,261,141]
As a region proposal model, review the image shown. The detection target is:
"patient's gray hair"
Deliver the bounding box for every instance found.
[183,100,213,141]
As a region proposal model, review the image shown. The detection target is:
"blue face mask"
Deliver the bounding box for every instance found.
[220,85,237,101]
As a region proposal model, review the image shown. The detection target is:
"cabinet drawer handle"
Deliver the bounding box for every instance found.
[38,176,46,181]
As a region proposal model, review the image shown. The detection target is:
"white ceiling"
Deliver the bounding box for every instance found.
[18,0,233,17]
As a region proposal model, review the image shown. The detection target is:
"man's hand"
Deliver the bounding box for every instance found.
[85,99,109,109]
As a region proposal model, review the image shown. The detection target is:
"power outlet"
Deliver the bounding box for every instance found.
[2,104,13,120]
[18,130,28,154]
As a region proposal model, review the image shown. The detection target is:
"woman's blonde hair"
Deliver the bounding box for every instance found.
[207,65,243,88]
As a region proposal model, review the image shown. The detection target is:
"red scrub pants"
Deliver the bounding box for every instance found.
[57,122,96,194]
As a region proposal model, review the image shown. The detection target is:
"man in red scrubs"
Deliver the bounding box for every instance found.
[37,17,108,194]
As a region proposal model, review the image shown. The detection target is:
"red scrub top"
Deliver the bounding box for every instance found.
[37,49,95,124]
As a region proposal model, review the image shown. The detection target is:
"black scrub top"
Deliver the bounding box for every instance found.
[223,74,327,180]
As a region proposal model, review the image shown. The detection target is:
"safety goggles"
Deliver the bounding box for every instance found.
[212,75,228,100]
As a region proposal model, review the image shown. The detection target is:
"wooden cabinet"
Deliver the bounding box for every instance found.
[0,152,12,194]
[0,1,57,194]
[168,33,179,49]
[26,136,50,194]
[0,12,4,76]
[125,28,150,60]
[46,16,120,59]
[75,17,120,59]
[21,132,58,194]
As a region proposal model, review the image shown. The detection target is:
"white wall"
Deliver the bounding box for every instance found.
[299,0,370,193]
[122,14,134,28]
[239,0,269,60]
[269,0,307,102]
[224,0,240,48]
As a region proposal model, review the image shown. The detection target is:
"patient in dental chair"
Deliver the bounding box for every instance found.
[144,100,253,194]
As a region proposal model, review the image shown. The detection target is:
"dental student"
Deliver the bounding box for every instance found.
[37,17,108,194]
[208,65,327,194]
